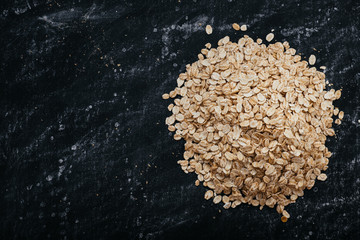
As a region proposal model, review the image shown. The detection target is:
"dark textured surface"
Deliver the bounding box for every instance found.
[1,0,360,239]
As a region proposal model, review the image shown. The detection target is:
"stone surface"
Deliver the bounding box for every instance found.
[0,0,359,239]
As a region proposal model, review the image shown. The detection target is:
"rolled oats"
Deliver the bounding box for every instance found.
[163,34,341,220]
[338,111,344,120]
[309,54,316,65]
[232,23,240,31]
[317,173,327,181]
[162,93,169,99]
[206,25,213,35]
[213,195,222,204]
[266,33,274,42]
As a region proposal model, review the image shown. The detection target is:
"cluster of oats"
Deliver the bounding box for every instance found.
[162,33,342,219]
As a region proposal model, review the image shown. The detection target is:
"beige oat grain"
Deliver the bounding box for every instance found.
[266,33,274,42]
[205,25,213,35]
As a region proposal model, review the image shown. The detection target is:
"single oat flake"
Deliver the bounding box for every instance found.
[163,33,342,220]
[309,54,316,65]
[266,33,274,42]
[232,23,240,31]
[205,25,213,35]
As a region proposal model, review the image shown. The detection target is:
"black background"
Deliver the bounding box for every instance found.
[1,0,360,239]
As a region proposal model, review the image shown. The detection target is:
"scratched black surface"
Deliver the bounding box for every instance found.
[1,0,360,239]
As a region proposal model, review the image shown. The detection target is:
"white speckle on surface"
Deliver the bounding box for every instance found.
[46,175,53,181]
[169,52,177,59]
[161,47,169,57]
[160,15,211,59]
[14,7,28,15]
[71,145,77,150]
[58,165,65,177]
[161,33,170,45]
[85,105,92,111]
[82,3,97,20]
[280,26,319,38]
[59,212,67,218]
[115,122,120,128]
[59,124,65,131]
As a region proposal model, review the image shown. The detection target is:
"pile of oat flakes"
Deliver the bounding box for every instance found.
[162,25,343,220]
